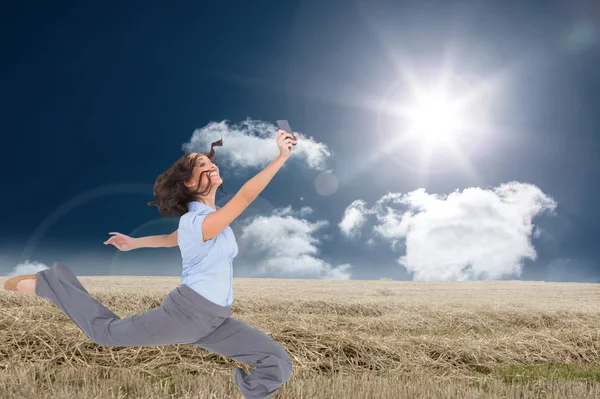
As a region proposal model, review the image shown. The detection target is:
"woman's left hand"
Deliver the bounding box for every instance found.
[277,130,298,160]
[104,232,136,251]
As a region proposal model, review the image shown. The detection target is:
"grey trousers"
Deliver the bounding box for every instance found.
[34,262,293,399]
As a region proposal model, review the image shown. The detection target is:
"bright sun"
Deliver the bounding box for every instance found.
[371,68,498,181]
[402,90,465,146]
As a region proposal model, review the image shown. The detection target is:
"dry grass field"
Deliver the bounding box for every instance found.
[1,276,599,398]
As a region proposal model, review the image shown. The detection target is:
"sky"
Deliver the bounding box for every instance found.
[1,0,599,282]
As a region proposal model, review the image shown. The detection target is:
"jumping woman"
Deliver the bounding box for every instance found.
[4,129,299,399]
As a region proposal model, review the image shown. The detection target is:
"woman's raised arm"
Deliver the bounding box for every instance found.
[104,230,178,251]
[200,130,297,242]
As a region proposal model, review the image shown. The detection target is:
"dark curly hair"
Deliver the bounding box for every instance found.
[147,139,227,217]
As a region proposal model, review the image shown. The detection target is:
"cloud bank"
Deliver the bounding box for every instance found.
[339,182,557,281]
[182,119,331,171]
[239,206,351,279]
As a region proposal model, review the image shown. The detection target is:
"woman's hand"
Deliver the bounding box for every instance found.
[104,232,137,251]
[277,129,298,160]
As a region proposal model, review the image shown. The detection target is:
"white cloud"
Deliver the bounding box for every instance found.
[339,182,557,281]
[239,209,351,279]
[8,260,50,276]
[299,206,314,217]
[338,200,374,238]
[272,205,315,218]
[322,263,352,280]
[272,206,294,217]
[182,119,331,172]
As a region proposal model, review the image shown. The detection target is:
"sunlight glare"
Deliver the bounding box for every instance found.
[404,90,463,145]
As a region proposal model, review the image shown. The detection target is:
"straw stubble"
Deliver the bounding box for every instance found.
[1,277,599,398]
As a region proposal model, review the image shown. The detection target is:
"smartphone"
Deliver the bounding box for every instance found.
[277,120,297,146]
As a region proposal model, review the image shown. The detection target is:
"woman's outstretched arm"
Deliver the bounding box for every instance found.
[200,130,297,241]
[104,230,178,251]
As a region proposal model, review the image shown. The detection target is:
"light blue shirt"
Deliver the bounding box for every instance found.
[178,201,239,307]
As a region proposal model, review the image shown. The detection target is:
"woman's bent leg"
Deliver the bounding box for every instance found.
[194,317,293,399]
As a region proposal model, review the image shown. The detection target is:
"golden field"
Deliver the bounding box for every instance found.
[1,277,599,398]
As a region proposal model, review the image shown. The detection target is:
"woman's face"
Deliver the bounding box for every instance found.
[187,153,222,193]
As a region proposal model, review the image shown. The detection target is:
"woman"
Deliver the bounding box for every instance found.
[4,129,299,399]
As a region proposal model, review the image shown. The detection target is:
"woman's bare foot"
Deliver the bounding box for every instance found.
[15,279,36,295]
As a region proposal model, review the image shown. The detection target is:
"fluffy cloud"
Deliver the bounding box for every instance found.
[239,209,351,279]
[182,119,331,171]
[7,260,50,276]
[339,182,557,281]
[273,205,314,218]
[338,200,374,238]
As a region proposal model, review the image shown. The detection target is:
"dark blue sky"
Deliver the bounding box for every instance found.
[1,0,599,281]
